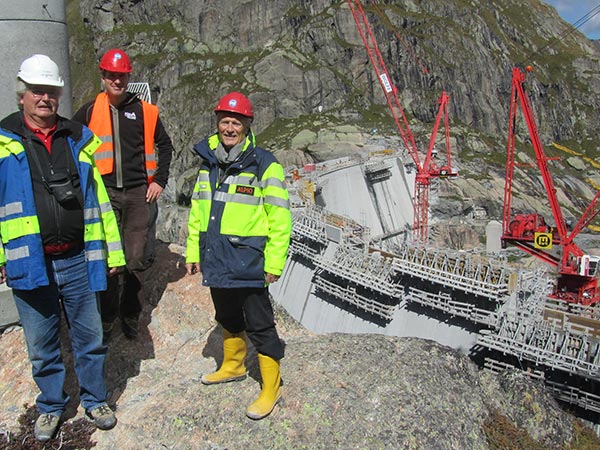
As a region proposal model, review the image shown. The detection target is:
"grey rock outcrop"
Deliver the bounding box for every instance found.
[67,0,600,247]
[0,242,587,449]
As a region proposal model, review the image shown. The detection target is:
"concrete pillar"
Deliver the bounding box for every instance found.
[486,220,502,255]
[0,0,71,119]
[0,284,18,330]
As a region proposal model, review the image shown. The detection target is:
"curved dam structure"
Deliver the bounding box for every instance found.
[272,155,480,352]
[271,153,600,421]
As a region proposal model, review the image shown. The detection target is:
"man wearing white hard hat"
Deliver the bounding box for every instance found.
[0,54,125,442]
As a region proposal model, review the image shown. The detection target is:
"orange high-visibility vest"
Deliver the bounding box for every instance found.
[88,92,159,183]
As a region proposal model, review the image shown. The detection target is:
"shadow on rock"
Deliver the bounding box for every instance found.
[202,324,263,384]
[102,240,186,408]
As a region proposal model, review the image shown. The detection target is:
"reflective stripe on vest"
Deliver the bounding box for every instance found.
[0,215,40,241]
[227,175,260,187]
[260,176,286,190]
[84,207,100,221]
[0,202,23,219]
[192,190,212,201]
[87,249,106,261]
[264,195,290,209]
[5,245,29,261]
[213,190,263,206]
[106,240,123,252]
[88,92,159,182]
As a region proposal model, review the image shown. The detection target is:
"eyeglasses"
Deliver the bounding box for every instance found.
[28,87,61,98]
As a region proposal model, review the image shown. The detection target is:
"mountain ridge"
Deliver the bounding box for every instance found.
[66,0,600,247]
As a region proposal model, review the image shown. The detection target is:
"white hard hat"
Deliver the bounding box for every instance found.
[17,54,64,87]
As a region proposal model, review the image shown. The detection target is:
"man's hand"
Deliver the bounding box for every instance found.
[146,182,164,203]
[186,262,201,276]
[0,266,6,284]
[265,272,280,284]
[108,266,125,277]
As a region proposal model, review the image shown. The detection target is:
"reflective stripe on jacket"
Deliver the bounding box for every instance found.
[88,92,159,183]
[186,131,292,288]
[0,123,125,291]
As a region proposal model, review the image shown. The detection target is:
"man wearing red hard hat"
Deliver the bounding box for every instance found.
[186,92,292,420]
[73,48,174,341]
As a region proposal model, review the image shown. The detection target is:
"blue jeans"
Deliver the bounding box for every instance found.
[12,249,108,415]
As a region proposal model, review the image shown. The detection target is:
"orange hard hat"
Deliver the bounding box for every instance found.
[214,92,253,118]
[99,49,132,73]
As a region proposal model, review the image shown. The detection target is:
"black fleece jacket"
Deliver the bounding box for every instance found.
[73,92,174,189]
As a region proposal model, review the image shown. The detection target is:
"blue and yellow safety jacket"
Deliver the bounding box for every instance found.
[0,115,125,291]
[186,131,292,288]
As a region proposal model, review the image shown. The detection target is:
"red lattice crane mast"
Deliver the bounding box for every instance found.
[346,0,457,244]
[502,66,600,305]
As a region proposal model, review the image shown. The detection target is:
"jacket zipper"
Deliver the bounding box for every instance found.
[112,105,123,188]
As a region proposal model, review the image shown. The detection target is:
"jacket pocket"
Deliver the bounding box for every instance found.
[226,236,265,282]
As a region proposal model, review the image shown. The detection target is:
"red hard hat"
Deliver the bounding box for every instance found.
[214,92,253,118]
[99,49,132,73]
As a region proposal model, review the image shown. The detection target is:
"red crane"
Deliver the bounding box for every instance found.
[502,66,600,305]
[346,0,457,244]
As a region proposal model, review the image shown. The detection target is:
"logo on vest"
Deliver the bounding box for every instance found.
[124,112,137,120]
[236,185,255,195]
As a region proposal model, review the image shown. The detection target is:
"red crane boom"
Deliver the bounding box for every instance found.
[502,66,600,305]
[346,0,457,244]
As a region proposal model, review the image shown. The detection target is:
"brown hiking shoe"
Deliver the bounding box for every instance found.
[87,405,117,430]
[34,413,60,442]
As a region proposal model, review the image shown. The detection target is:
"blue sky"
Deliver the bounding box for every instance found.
[543,1,600,39]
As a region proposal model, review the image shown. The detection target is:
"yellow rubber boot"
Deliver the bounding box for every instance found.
[201,330,247,385]
[246,354,281,420]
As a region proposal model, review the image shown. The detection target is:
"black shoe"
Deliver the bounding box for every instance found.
[122,317,139,339]
[102,321,114,343]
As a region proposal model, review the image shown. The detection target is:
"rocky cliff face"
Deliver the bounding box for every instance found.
[66,0,600,247]
[1,243,597,449]
[2,3,599,448]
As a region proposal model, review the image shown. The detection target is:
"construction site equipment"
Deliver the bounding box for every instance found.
[127,82,151,103]
[346,0,458,244]
[501,66,600,306]
[285,178,600,414]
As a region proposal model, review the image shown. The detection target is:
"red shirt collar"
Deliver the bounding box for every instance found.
[24,117,57,153]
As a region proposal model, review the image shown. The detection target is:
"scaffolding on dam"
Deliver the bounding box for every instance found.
[287,203,600,414]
